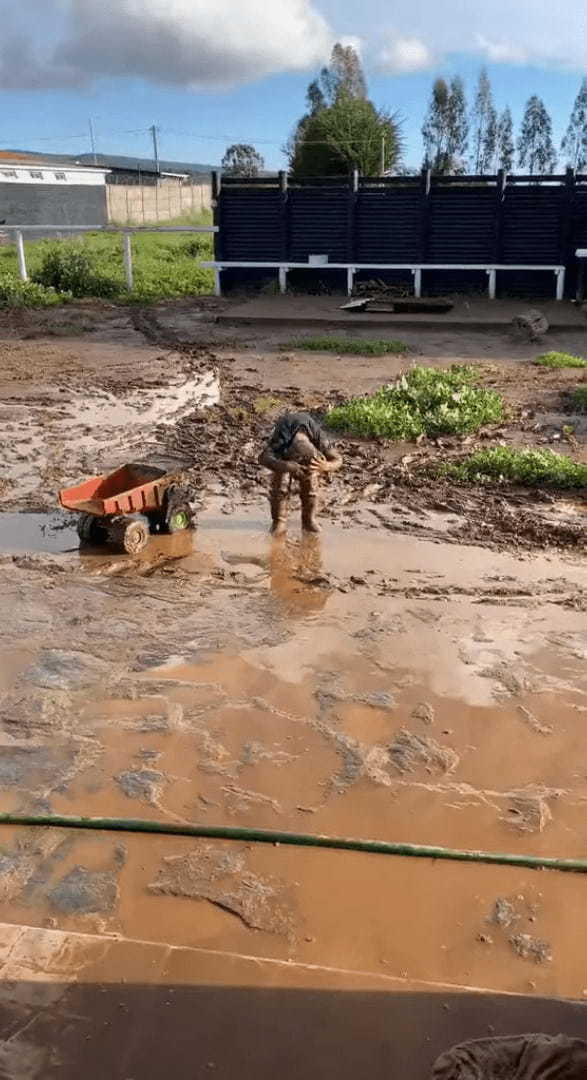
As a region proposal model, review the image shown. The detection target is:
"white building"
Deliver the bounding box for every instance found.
[0,159,110,231]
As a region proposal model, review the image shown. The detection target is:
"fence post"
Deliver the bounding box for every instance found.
[562,166,575,299]
[122,233,134,291]
[420,167,432,269]
[212,171,222,260]
[279,171,289,270]
[15,231,28,282]
[495,168,506,261]
[347,168,359,270]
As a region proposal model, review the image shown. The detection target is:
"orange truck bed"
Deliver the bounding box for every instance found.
[59,463,169,517]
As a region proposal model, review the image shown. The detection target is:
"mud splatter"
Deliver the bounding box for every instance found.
[509,933,552,965]
[389,730,459,776]
[22,649,111,691]
[115,768,166,804]
[501,794,552,834]
[517,705,553,736]
[492,897,517,929]
[411,702,435,725]
[49,866,118,915]
[149,845,296,936]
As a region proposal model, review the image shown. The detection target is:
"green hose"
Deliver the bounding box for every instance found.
[0,811,585,874]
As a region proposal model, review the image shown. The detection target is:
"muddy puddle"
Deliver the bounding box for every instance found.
[0,511,78,554]
[0,503,585,996]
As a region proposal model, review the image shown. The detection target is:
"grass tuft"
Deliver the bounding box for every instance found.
[534,351,587,369]
[439,447,587,488]
[572,385,587,410]
[326,365,504,439]
[283,337,408,357]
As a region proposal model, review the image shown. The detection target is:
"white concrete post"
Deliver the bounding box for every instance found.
[347,267,355,295]
[122,233,134,291]
[487,269,497,300]
[15,231,28,282]
[555,268,565,301]
[413,268,422,298]
[214,268,222,297]
[278,267,288,294]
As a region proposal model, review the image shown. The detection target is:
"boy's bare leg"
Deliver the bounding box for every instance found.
[270,472,289,536]
[300,470,320,533]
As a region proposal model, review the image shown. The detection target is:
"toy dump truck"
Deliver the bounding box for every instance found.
[59,463,195,554]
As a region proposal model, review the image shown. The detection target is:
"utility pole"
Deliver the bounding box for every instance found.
[88,118,97,165]
[150,124,160,176]
[381,133,386,176]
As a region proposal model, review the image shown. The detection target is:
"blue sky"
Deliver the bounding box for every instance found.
[2,1,586,170]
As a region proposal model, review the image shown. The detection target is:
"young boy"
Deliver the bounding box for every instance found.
[259,411,342,535]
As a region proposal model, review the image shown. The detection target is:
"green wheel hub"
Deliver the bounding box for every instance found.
[168,509,190,532]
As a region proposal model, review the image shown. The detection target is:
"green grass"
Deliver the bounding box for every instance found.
[0,274,65,308]
[440,447,587,488]
[572,385,587,410]
[325,365,504,440]
[252,395,282,414]
[534,351,587,369]
[284,337,409,356]
[0,215,215,305]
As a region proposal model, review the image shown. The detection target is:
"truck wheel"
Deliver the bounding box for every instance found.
[77,512,106,544]
[107,516,150,555]
[166,505,192,533]
[146,510,167,534]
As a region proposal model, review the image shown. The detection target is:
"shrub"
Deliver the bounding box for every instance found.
[33,245,118,298]
[326,365,504,439]
[572,385,587,410]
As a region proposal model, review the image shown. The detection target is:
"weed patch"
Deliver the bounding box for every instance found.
[440,447,587,488]
[283,337,408,356]
[33,245,118,299]
[572,385,587,410]
[534,351,587,369]
[0,275,65,308]
[326,366,504,439]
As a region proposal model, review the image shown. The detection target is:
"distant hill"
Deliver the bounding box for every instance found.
[75,152,216,175]
[0,149,216,175]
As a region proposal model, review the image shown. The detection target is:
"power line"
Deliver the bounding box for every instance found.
[161,127,282,146]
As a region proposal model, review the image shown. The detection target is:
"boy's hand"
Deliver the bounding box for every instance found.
[308,458,331,473]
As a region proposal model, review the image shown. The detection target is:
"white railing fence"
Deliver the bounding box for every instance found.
[1,225,218,292]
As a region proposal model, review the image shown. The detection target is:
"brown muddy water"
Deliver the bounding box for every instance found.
[0,502,586,999]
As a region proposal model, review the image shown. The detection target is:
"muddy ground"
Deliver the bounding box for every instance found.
[1,299,584,554]
[0,299,586,1074]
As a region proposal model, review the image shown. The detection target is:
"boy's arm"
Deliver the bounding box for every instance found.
[259,445,302,475]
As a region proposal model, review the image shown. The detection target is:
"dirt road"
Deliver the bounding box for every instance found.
[0,300,585,1076]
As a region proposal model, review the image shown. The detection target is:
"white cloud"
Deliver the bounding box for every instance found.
[0,0,335,89]
[317,0,587,73]
[379,36,434,75]
[476,35,529,66]
[4,0,587,92]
